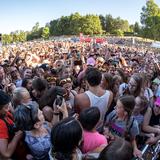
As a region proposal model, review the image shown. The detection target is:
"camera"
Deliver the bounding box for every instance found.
[55,95,63,106]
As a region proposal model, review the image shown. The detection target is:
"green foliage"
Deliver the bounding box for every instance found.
[2,34,13,44]
[140,0,160,40]
[80,14,103,35]
[2,30,26,44]
[27,22,43,40]
[99,15,106,31]
[42,27,50,39]
[49,13,102,35]
[134,22,141,34]
[112,29,124,36]
[102,14,130,34]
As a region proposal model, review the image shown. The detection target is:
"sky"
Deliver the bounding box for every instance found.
[0,0,160,34]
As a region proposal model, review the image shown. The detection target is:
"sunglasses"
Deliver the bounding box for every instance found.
[59,78,72,85]
[46,77,57,82]
[99,67,106,72]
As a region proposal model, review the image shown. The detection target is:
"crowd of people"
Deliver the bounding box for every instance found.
[0,39,160,160]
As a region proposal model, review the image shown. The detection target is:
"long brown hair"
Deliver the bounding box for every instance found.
[119,95,135,141]
[129,73,143,97]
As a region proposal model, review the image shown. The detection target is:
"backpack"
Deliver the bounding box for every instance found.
[108,112,135,141]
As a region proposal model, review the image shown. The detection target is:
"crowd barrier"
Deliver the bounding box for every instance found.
[135,141,160,160]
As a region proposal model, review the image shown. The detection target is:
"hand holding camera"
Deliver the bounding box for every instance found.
[53,96,68,118]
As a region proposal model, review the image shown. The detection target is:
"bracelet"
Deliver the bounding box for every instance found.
[53,112,60,115]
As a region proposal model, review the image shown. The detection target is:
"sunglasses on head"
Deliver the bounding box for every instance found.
[99,67,106,72]
[46,77,57,82]
[59,78,72,85]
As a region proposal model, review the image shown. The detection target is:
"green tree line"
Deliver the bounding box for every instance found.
[2,0,160,44]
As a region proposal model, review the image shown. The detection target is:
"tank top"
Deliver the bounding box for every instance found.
[85,90,110,129]
[149,108,160,126]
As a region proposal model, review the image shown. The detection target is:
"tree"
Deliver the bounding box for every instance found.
[105,14,114,33]
[112,17,130,33]
[32,22,40,33]
[113,29,124,36]
[2,34,13,44]
[18,30,27,42]
[27,22,42,40]
[99,15,106,32]
[42,27,50,39]
[49,13,103,35]
[129,25,134,32]
[49,19,59,35]
[69,12,82,35]
[141,0,160,40]
[81,14,103,35]
[134,22,141,34]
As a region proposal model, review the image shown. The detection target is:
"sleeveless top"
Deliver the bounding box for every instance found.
[149,107,160,126]
[25,122,51,160]
[85,90,110,129]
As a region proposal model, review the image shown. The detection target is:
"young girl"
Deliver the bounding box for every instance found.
[133,96,148,127]
[104,95,142,158]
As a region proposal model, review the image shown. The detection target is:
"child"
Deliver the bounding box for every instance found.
[105,95,142,158]
[133,96,148,126]
[79,107,108,154]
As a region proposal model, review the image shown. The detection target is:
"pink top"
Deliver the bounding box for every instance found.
[82,130,107,153]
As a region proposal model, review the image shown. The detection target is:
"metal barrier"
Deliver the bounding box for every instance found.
[135,141,160,160]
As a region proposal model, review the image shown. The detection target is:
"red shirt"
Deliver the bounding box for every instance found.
[0,112,14,139]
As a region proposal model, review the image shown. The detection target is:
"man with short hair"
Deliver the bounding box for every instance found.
[75,67,113,130]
